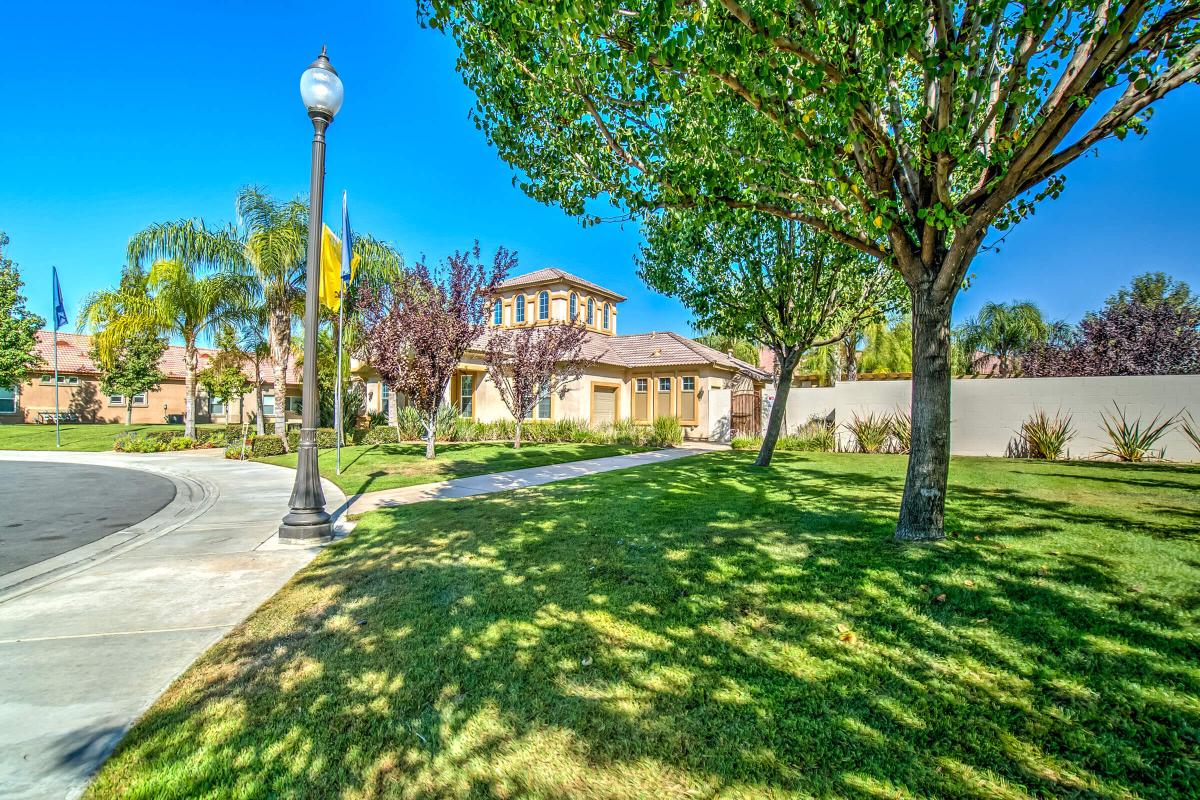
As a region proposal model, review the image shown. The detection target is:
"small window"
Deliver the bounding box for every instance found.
[493,301,503,326]
[109,394,125,406]
[0,387,15,414]
[635,378,647,393]
[40,374,80,386]
[538,291,549,320]
[515,296,526,323]
[603,303,610,329]
[132,393,147,405]
[682,377,695,392]
[587,298,595,324]
[570,293,578,319]
[209,396,226,415]
[261,394,276,416]
[381,383,391,416]
[285,395,303,413]
[459,374,474,416]
[658,377,672,392]
[537,388,552,419]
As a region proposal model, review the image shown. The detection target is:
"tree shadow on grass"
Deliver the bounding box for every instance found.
[86,453,1200,799]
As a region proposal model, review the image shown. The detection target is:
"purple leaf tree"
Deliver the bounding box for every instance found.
[360,243,512,458]
[1024,301,1200,377]
[483,320,591,448]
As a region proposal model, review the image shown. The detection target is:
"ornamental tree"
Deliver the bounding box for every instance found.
[91,331,168,426]
[484,321,590,449]
[639,212,902,465]
[198,326,253,424]
[1024,299,1200,376]
[421,0,1200,540]
[0,232,44,395]
[360,243,511,458]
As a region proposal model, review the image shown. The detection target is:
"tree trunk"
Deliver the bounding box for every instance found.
[845,333,858,381]
[894,286,954,542]
[425,413,436,459]
[514,419,522,449]
[268,309,291,447]
[126,400,133,427]
[184,337,198,439]
[755,349,800,467]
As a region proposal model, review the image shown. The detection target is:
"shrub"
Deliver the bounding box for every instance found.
[1099,404,1179,462]
[788,419,836,452]
[731,435,759,450]
[649,416,683,447]
[114,434,164,453]
[396,406,425,440]
[285,427,339,450]
[366,411,388,428]
[453,417,482,442]
[364,425,400,445]
[434,404,458,441]
[225,423,247,441]
[250,434,286,458]
[890,411,912,454]
[843,412,891,453]
[1009,409,1075,460]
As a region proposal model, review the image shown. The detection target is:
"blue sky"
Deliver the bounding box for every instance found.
[4,1,1198,340]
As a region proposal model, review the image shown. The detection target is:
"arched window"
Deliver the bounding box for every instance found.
[493,300,503,326]
[538,290,549,320]
[587,298,595,325]
[603,303,610,329]
[569,293,577,320]
[515,295,526,323]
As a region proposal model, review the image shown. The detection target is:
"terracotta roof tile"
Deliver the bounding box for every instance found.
[496,268,627,302]
[32,331,298,384]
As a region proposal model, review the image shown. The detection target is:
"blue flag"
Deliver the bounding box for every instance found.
[340,190,353,286]
[52,266,68,331]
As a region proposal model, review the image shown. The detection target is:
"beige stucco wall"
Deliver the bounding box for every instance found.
[491,281,620,335]
[774,374,1200,461]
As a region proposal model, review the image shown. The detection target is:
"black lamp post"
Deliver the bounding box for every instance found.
[280,46,343,543]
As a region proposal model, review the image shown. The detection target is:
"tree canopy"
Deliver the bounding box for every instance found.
[0,232,44,393]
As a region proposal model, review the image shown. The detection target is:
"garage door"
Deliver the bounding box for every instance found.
[592,386,616,425]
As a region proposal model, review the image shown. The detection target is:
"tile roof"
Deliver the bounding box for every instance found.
[467,329,769,380]
[32,331,299,384]
[496,268,627,302]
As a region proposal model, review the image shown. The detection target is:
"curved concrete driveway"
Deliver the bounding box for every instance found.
[0,449,346,800]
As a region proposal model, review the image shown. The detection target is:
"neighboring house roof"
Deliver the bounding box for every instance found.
[31,331,299,384]
[496,268,627,302]
[467,329,769,381]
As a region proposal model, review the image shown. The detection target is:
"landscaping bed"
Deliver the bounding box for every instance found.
[86,452,1200,798]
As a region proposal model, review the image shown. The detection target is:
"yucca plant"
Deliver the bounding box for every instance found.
[1098,403,1179,462]
[843,412,892,454]
[890,411,912,454]
[1018,409,1075,460]
[1181,412,1200,454]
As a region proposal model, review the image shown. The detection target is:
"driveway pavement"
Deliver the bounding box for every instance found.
[0,450,346,800]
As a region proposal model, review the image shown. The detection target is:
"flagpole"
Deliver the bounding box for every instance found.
[54,333,61,448]
[335,299,345,475]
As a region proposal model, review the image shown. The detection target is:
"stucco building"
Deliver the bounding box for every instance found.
[355,269,769,440]
[0,331,301,426]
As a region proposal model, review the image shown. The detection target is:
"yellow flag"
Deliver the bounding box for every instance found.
[319,224,359,312]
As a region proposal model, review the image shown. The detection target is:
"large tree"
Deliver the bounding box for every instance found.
[129,186,403,443]
[422,0,1200,540]
[640,212,901,465]
[198,325,253,424]
[953,300,1062,377]
[0,232,44,396]
[483,321,590,448]
[360,244,510,458]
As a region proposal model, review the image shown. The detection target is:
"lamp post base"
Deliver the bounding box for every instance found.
[279,429,333,544]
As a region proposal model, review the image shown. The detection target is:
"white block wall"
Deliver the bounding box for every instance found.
[771,375,1200,462]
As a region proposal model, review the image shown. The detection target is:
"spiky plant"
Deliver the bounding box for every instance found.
[1180,412,1200,454]
[1018,409,1075,460]
[1098,403,1179,462]
[843,412,892,454]
[890,411,912,454]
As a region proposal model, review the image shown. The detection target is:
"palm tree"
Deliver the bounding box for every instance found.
[954,301,1057,377]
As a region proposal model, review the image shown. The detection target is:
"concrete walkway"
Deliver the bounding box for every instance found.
[345,442,720,516]
[0,449,346,800]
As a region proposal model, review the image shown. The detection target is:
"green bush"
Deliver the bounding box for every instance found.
[784,420,836,452]
[366,411,388,429]
[114,432,198,453]
[843,412,892,453]
[364,425,399,444]
[250,434,286,457]
[730,435,759,450]
[285,427,339,450]
[224,441,250,460]
[649,416,683,447]
[397,406,425,440]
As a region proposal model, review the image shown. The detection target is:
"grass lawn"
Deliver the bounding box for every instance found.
[0,423,221,452]
[258,441,653,495]
[87,452,1200,799]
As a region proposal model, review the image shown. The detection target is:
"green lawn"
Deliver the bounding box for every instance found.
[0,423,221,452]
[87,453,1200,799]
[258,441,652,495]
